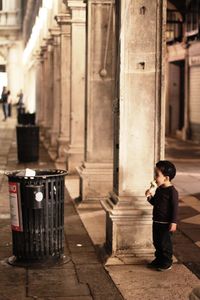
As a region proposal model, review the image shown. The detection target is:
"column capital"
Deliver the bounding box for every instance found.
[49,27,61,37]
[40,44,47,54]
[66,0,86,23]
[55,13,71,25]
[86,0,114,3]
[33,50,41,61]
[49,27,61,47]
[43,36,53,45]
[67,0,86,9]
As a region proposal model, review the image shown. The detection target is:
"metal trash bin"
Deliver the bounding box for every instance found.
[6,169,68,266]
[18,113,36,125]
[16,125,39,162]
[17,107,26,124]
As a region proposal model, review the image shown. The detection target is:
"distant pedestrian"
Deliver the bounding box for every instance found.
[17,89,23,107]
[145,160,179,271]
[7,90,12,117]
[1,86,8,121]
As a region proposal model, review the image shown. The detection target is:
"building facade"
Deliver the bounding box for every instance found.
[0,0,23,99]
[166,0,200,140]
[2,0,200,260]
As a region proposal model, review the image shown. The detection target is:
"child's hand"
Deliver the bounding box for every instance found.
[145,189,152,198]
[169,223,177,232]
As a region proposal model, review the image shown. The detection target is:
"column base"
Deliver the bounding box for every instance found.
[67,145,84,174]
[50,130,59,149]
[77,161,113,201]
[39,123,46,141]
[55,137,69,170]
[101,192,154,260]
[48,146,58,161]
[43,127,51,149]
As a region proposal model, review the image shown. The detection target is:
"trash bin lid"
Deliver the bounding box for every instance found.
[5,169,68,180]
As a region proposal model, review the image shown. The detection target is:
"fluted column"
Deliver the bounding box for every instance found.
[67,0,86,174]
[77,0,115,200]
[55,12,71,169]
[101,0,167,261]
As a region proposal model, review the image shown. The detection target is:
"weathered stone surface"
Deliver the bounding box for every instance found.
[76,264,123,299]
[28,268,90,298]
[107,264,199,300]
[0,264,26,300]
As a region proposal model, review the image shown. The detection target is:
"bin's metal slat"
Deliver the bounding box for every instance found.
[61,177,64,252]
[50,179,54,255]
[55,177,59,254]
[45,179,49,256]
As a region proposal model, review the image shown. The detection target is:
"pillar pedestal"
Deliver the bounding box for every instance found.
[68,145,84,174]
[77,162,113,201]
[55,137,69,170]
[101,193,154,264]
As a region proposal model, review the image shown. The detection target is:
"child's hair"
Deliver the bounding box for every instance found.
[156,160,176,180]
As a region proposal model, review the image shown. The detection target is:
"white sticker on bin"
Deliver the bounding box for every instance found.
[25,168,36,177]
[35,192,43,202]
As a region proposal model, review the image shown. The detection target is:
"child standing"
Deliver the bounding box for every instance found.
[145,160,179,271]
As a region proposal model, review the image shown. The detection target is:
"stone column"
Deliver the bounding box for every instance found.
[35,52,43,125]
[6,42,23,99]
[37,50,46,128]
[77,0,115,200]
[101,0,167,261]
[48,27,61,160]
[39,44,48,140]
[43,39,54,149]
[55,12,71,169]
[67,0,86,174]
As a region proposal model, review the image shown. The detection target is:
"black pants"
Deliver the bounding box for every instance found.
[153,222,173,267]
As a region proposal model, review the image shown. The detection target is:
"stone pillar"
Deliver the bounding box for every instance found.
[43,39,54,148]
[48,27,61,159]
[77,0,115,200]
[39,45,48,139]
[6,42,23,99]
[67,0,86,174]
[37,50,45,127]
[35,52,43,124]
[101,0,167,261]
[55,12,71,169]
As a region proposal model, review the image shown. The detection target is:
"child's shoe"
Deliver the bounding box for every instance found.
[157,264,172,272]
[147,259,161,269]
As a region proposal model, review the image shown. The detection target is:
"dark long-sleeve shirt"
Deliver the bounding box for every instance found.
[148,185,179,223]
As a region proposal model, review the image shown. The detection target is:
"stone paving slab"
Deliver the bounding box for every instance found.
[71,252,100,265]
[107,264,200,300]
[0,263,26,300]
[28,268,91,298]
[31,297,93,300]
[76,265,124,300]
